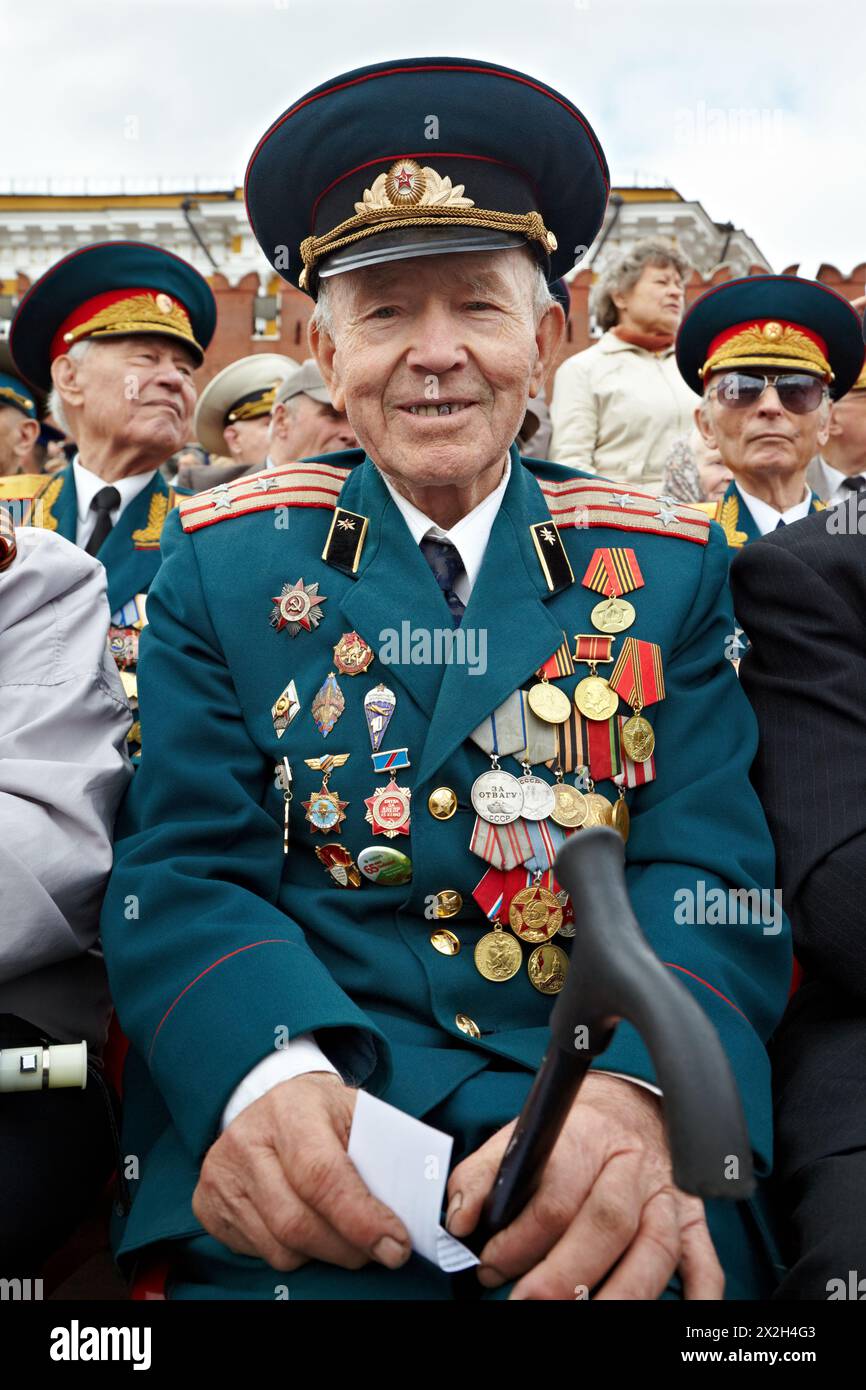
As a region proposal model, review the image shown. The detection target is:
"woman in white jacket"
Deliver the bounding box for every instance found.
[550,238,699,492]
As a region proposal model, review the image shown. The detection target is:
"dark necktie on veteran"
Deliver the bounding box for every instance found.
[842,474,866,493]
[420,534,466,626]
[85,484,121,556]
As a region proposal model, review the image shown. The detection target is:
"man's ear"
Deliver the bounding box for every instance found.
[222,424,243,460]
[816,412,831,451]
[308,311,345,413]
[13,418,39,461]
[695,400,718,451]
[269,401,288,440]
[528,303,565,399]
[50,353,86,414]
[826,403,844,438]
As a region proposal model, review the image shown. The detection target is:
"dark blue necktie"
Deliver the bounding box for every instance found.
[775,518,786,530]
[419,535,466,626]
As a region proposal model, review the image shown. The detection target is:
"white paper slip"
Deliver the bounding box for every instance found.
[347,1089,480,1273]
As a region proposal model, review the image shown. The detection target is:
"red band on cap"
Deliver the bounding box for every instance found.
[51,286,189,362]
[706,318,829,365]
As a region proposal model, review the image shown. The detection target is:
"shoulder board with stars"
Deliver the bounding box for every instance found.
[178,460,351,534]
[538,478,710,546]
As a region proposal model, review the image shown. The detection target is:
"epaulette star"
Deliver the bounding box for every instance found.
[655,506,679,527]
[211,486,233,512]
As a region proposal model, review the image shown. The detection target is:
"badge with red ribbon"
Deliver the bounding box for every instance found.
[609,638,665,766]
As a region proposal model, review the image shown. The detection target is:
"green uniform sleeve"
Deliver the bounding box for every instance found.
[100,512,391,1160]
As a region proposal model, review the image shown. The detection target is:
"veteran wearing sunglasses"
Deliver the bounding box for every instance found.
[676,276,864,548]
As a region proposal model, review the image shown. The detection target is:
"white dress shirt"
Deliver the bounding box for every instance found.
[73,456,157,550]
[0,527,132,1046]
[220,453,659,1130]
[736,482,815,536]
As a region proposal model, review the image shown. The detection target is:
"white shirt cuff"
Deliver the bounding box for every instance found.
[220,1033,340,1131]
[597,1069,662,1098]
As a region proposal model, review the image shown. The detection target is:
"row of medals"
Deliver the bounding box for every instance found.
[470,594,653,995]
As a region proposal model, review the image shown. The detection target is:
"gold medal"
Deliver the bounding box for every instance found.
[550,781,588,829]
[590,595,636,634]
[583,791,613,826]
[526,680,572,725]
[621,712,655,763]
[474,922,523,982]
[574,675,619,722]
[612,794,630,843]
[509,885,562,944]
[527,943,569,994]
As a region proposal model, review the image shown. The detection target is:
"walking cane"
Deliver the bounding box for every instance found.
[471,826,754,1253]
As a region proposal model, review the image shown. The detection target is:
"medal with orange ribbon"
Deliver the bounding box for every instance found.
[608,637,665,762]
[582,548,644,635]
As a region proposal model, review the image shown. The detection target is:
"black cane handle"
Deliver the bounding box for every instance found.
[475,827,754,1249]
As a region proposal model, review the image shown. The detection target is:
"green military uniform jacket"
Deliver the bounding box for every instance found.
[693,479,825,549]
[0,461,185,616]
[100,446,791,1280]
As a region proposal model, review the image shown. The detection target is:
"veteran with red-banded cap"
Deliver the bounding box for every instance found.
[101,56,790,1301]
[678,274,864,547]
[0,241,216,759]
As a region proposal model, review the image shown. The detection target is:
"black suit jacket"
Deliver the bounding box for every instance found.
[731,510,866,1176]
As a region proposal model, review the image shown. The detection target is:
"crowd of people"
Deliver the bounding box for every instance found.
[1,52,864,1305]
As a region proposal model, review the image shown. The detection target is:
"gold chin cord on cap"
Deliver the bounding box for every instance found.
[299,208,557,291]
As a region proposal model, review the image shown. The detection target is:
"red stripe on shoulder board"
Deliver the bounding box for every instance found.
[663,963,746,1021]
[149,940,294,1059]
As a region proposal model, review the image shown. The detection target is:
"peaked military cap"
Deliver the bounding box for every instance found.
[676,274,866,401]
[0,340,37,419]
[10,241,217,391]
[194,352,295,456]
[245,56,609,296]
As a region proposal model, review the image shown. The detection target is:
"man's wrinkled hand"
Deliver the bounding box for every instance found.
[192,1073,411,1273]
[445,1073,723,1300]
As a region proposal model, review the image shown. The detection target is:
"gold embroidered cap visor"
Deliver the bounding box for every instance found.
[676,273,866,401]
[9,240,217,392]
[244,56,610,297]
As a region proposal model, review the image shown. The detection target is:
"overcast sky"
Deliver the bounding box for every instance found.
[2,0,863,275]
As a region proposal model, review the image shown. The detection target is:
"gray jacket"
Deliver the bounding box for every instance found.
[0,528,132,1048]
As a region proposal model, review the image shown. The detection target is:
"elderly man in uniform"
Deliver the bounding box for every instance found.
[0,342,40,476]
[1,242,216,758]
[0,508,132,1272]
[267,357,356,465]
[807,359,866,506]
[184,352,296,492]
[729,311,866,1299]
[102,57,790,1301]
[678,276,862,549]
[185,356,356,493]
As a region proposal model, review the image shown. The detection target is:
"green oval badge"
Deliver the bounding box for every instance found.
[357,846,412,886]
